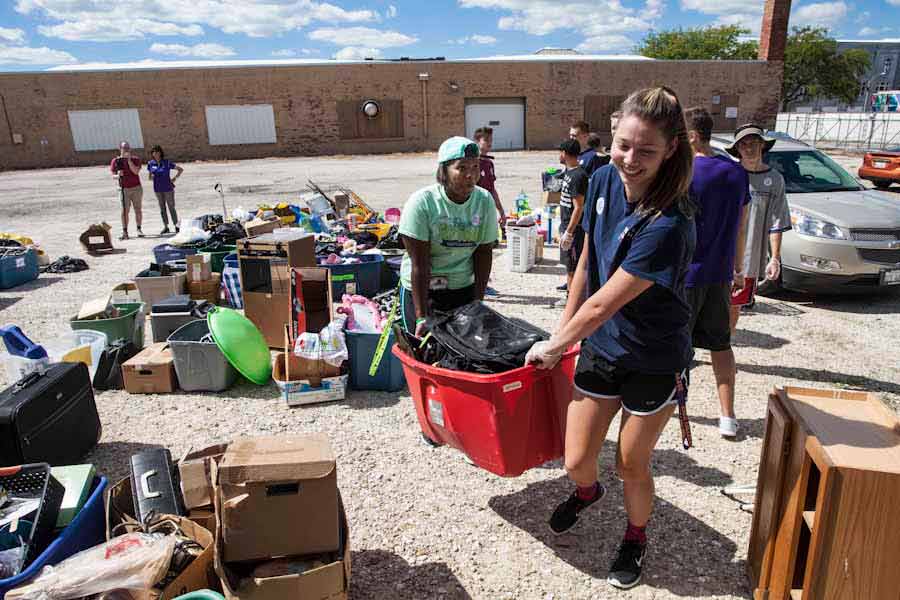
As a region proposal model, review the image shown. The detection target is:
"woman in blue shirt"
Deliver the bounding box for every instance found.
[147,145,183,235]
[526,87,696,590]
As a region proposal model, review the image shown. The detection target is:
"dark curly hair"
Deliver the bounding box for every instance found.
[150,145,165,160]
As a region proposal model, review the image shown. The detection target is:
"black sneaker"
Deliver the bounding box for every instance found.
[556,283,568,291]
[548,484,605,534]
[160,227,170,235]
[607,540,646,590]
[175,225,180,234]
[136,228,145,238]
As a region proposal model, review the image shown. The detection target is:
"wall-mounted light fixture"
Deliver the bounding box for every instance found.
[447,81,459,92]
[361,100,381,118]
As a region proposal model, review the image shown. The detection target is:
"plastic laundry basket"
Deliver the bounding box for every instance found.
[167,320,237,392]
[506,226,536,273]
[43,330,108,379]
[393,344,579,477]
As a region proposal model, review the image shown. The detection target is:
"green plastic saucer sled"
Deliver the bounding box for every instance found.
[207,306,272,385]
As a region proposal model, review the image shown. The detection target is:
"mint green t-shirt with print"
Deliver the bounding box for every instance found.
[399,183,499,291]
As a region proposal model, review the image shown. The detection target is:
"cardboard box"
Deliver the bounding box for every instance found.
[179,443,229,511]
[534,233,544,263]
[238,233,317,348]
[77,295,114,320]
[188,272,221,304]
[105,478,217,600]
[111,282,142,304]
[244,217,281,238]
[216,434,340,562]
[122,343,177,393]
[51,464,96,528]
[272,353,347,407]
[215,496,350,600]
[542,190,561,205]
[187,254,212,283]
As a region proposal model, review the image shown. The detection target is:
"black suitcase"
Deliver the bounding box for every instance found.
[129,448,185,523]
[0,362,102,467]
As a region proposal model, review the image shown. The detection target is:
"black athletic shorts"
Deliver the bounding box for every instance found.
[685,283,732,351]
[561,226,585,273]
[573,343,689,415]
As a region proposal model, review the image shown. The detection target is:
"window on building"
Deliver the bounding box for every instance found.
[68,109,143,152]
[205,105,277,145]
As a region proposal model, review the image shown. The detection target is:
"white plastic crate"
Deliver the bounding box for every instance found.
[506,226,536,273]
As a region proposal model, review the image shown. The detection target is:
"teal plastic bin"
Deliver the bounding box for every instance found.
[346,329,405,392]
[318,254,383,298]
[70,302,145,350]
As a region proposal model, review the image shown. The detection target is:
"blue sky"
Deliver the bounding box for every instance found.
[1,0,899,71]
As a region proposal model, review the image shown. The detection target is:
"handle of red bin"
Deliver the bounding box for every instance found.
[0,465,23,477]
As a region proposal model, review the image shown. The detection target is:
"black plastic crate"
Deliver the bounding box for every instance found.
[0,463,65,568]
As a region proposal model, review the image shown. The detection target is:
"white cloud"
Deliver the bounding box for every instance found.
[386,5,398,18]
[888,0,900,6]
[857,26,893,37]
[577,34,634,53]
[16,0,377,39]
[37,18,203,42]
[150,42,235,57]
[792,1,849,29]
[459,0,662,50]
[334,46,383,60]
[0,43,76,65]
[679,0,763,34]
[0,27,26,44]
[449,34,498,44]
[309,27,418,48]
[271,48,319,57]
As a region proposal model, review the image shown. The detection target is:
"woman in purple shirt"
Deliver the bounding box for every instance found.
[147,145,184,235]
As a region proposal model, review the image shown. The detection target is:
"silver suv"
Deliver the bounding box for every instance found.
[710,133,900,295]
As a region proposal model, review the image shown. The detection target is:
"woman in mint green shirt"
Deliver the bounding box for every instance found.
[399,136,499,336]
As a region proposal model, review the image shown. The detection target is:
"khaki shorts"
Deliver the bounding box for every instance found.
[121,186,143,210]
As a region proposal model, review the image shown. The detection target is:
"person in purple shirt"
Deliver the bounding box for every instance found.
[147,145,184,235]
[684,108,750,438]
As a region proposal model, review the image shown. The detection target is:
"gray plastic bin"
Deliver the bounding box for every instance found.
[167,319,237,392]
[151,313,198,343]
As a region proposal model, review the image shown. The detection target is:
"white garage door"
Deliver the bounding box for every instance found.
[205,104,277,146]
[68,109,143,151]
[465,99,525,150]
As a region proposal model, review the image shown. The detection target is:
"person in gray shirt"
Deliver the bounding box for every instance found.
[725,125,791,332]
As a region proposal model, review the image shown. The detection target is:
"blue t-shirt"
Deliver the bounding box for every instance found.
[147,159,177,193]
[581,165,696,374]
[686,155,750,287]
[578,148,608,177]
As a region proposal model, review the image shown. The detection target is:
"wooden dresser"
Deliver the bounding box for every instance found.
[748,386,900,600]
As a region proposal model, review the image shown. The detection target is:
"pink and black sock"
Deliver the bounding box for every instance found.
[576,481,600,501]
[624,521,647,546]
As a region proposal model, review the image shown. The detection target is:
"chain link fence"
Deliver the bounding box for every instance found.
[775,112,900,152]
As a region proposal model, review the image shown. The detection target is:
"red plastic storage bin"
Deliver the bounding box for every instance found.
[393,344,579,477]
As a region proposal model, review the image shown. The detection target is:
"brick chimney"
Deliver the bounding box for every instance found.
[758,0,792,61]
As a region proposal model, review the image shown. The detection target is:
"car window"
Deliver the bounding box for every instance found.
[765,150,862,193]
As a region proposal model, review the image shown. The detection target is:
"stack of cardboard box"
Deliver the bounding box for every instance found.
[186,254,221,305]
[214,434,350,600]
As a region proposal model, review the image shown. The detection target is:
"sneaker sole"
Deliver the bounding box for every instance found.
[607,572,642,590]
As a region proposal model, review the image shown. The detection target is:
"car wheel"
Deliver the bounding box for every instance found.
[874,180,893,190]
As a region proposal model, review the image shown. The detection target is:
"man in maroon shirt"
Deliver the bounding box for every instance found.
[110,141,144,240]
[474,127,505,228]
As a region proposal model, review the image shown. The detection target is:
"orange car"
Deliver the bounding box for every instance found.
[858,146,900,189]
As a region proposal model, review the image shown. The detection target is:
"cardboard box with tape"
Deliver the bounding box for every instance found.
[122,343,178,394]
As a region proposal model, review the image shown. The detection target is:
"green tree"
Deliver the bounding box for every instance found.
[781,27,871,110]
[636,25,759,60]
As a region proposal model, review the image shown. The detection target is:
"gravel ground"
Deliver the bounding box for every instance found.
[0,150,898,599]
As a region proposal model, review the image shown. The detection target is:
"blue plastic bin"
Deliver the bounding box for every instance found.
[153,244,198,265]
[0,476,108,598]
[0,249,38,290]
[319,254,384,299]
[346,329,405,392]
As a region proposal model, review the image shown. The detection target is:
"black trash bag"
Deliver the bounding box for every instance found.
[425,301,548,374]
[315,242,340,257]
[376,225,403,250]
[92,340,138,391]
[43,256,89,273]
[209,221,246,245]
[349,231,378,248]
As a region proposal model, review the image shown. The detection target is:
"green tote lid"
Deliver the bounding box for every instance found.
[207,307,272,385]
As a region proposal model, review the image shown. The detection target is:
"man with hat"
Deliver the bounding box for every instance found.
[398,136,499,337]
[109,141,144,240]
[725,124,791,434]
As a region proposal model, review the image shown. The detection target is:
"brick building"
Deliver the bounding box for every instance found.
[0,0,792,170]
